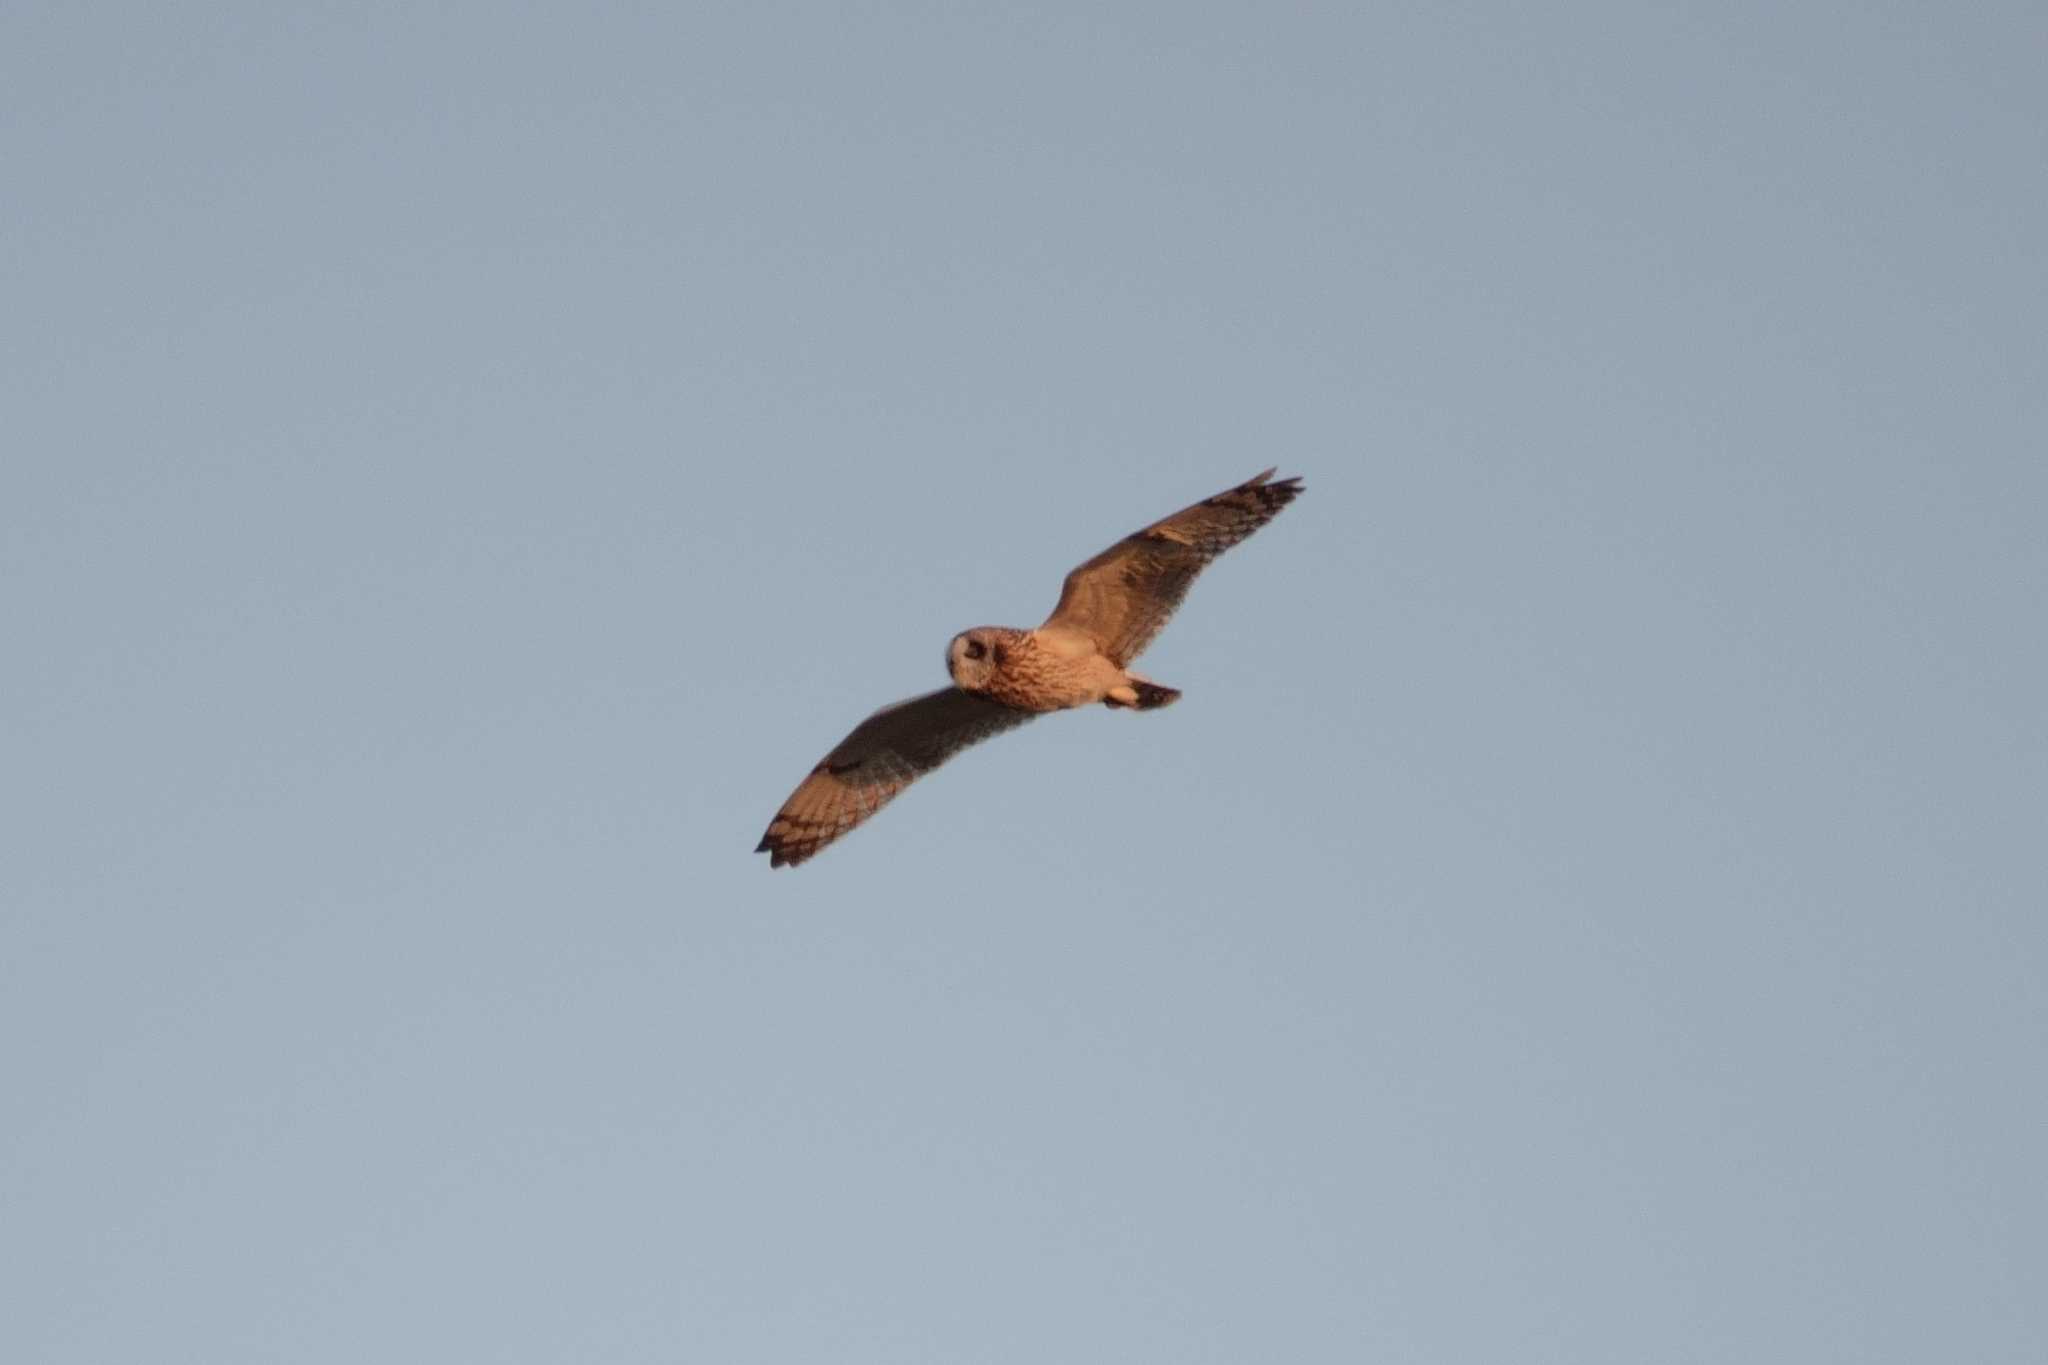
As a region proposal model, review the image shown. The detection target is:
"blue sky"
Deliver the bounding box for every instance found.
[5,2,2044,1360]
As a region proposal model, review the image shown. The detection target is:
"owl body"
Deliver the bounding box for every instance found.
[946,626,1128,711]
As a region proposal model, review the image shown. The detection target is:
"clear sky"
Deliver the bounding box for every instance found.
[5,2,2044,1361]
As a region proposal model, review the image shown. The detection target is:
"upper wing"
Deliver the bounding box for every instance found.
[1041,468,1304,666]
[755,687,1036,868]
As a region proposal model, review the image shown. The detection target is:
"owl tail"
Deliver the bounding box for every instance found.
[1133,680,1181,709]
[1107,679,1180,710]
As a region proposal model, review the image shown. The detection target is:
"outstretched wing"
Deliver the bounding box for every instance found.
[755,687,1035,868]
[1042,468,1304,666]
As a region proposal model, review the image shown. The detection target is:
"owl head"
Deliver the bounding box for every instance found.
[946,628,1009,690]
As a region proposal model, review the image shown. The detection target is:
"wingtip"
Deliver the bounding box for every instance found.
[755,830,807,868]
[1257,474,1305,508]
[1246,467,1305,496]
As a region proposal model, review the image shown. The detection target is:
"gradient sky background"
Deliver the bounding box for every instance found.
[5,2,2044,1361]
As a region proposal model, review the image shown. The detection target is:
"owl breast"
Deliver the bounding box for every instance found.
[979,632,1116,712]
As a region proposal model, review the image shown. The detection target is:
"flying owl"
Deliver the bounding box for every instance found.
[755,468,1305,867]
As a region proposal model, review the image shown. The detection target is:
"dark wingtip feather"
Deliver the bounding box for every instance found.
[756,828,813,868]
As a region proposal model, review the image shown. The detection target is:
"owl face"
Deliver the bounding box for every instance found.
[946,628,1006,690]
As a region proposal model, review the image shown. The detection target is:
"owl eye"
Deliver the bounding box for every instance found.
[963,639,986,661]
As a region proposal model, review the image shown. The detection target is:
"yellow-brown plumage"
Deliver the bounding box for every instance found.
[755,469,1303,867]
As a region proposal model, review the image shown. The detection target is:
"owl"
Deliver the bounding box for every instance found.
[756,468,1304,867]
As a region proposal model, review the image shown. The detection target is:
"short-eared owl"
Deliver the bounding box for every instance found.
[755,469,1304,867]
